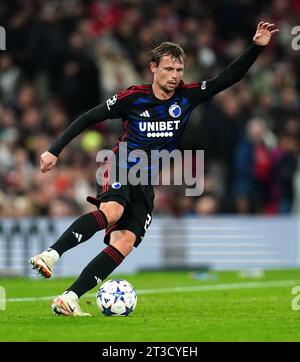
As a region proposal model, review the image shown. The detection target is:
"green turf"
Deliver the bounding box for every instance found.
[0,269,300,341]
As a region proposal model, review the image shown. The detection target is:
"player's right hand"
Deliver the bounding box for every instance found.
[40,151,58,173]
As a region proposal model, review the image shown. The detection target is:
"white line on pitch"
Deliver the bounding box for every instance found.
[148,235,263,239]
[2,279,299,303]
[135,279,299,295]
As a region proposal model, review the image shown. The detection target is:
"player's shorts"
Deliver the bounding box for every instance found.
[86,172,154,247]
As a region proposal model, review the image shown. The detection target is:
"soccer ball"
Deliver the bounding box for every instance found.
[96,279,137,316]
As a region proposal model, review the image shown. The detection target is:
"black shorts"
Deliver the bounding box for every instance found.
[87,181,154,247]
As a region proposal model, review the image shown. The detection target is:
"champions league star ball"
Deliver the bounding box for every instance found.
[96,279,137,316]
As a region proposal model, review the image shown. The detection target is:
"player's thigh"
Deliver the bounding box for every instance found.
[109,230,136,257]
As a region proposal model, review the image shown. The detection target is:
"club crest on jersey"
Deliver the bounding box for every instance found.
[112,182,121,189]
[169,104,181,118]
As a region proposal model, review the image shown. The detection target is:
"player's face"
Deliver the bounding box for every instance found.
[150,55,184,93]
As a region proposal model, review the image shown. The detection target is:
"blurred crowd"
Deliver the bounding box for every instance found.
[1,0,300,218]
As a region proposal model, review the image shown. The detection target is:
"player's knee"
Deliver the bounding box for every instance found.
[110,235,135,257]
[100,201,124,226]
[114,240,134,256]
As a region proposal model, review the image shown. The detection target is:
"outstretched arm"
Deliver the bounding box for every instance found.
[41,102,113,173]
[184,21,280,105]
[207,22,279,96]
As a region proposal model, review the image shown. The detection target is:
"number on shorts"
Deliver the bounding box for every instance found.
[144,214,152,231]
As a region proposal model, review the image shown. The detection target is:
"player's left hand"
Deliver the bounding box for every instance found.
[253,21,279,46]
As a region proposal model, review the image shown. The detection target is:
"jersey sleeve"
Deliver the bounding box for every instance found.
[185,43,265,107]
[48,91,127,156]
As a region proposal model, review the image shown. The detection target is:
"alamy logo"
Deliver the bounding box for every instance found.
[0,26,6,50]
[292,26,300,51]
[0,287,6,311]
[291,286,300,310]
[96,142,205,196]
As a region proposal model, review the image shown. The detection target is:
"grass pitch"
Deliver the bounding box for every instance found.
[0,269,299,342]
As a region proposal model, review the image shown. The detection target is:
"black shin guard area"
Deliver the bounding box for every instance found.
[50,210,108,256]
[67,245,125,298]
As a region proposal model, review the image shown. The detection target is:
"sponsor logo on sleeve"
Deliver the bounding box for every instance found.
[106,94,117,110]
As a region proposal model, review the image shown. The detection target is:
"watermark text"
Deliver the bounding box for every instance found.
[95,143,204,196]
[292,26,300,51]
[0,287,6,311]
[291,286,300,310]
[0,26,6,50]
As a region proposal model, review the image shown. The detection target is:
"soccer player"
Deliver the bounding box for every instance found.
[30,22,278,316]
